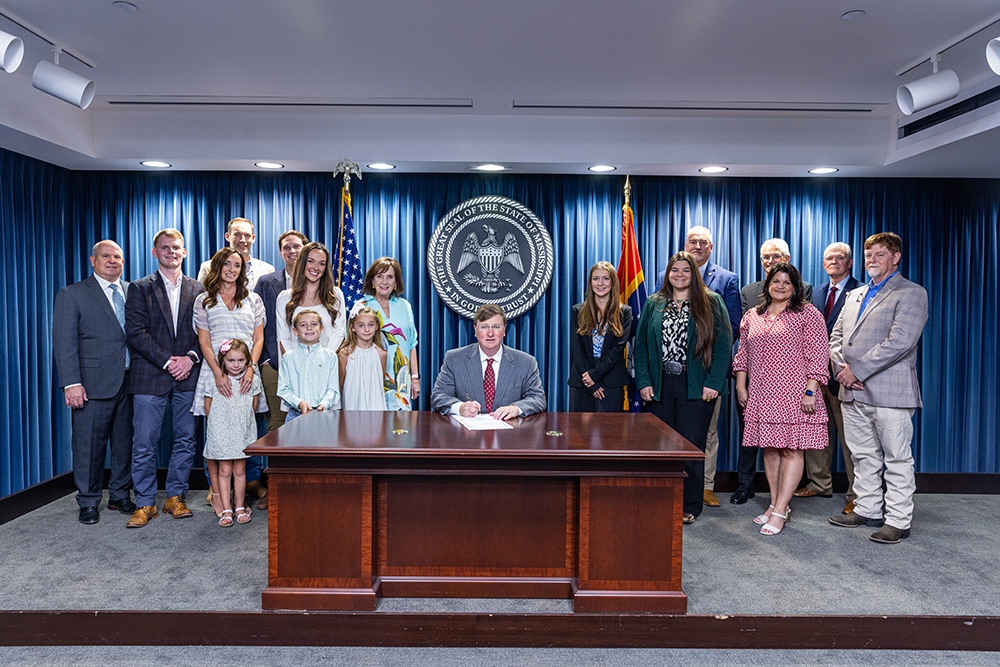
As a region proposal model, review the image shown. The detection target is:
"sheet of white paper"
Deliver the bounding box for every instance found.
[452,414,514,431]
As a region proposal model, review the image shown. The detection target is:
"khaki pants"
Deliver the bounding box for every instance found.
[703,399,722,490]
[802,385,856,500]
[259,362,286,433]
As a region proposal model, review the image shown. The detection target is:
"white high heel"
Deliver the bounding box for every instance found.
[760,508,789,536]
[753,505,774,525]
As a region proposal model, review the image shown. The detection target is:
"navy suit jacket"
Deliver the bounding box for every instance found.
[568,303,632,392]
[254,269,290,368]
[656,260,741,339]
[53,274,130,400]
[812,275,861,395]
[430,344,547,416]
[125,272,205,395]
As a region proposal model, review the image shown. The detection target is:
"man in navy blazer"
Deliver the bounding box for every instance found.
[655,226,741,507]
[123,229,206,528]
[430,304,546,420]
[254,230,307,434]
[794,242,861,513]
[53,240,135,524]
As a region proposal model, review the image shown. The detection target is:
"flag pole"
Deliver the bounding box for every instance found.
[333,158,362,288]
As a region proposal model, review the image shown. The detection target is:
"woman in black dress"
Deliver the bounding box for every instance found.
[568,261,632,412]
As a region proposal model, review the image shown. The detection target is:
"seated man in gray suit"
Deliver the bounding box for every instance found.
[829,232,928,544]
[430,304,546,420]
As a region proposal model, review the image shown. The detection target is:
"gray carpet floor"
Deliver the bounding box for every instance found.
[1,647,999,666]
[1,491,999,616]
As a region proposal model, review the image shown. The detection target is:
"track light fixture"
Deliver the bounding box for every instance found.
[987,37,1000,75]
[32,48,95,109]
[0,29,23,73]
[896,54,959,116]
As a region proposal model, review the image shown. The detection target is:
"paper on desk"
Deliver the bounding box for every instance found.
[452,414,514,430]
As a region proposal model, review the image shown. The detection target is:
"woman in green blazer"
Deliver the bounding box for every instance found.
[635,251,733,524]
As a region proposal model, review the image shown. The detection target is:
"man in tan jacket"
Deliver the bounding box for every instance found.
[828,232,928,544]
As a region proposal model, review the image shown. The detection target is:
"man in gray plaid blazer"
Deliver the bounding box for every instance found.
[828,232,928,544]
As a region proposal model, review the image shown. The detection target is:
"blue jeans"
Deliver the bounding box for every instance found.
[132,390,196,507]
[285,407,302,422]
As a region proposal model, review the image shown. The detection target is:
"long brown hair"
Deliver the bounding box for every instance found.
[656,251,716,370]
[203,248,249,309]
[576,261,624,337]
[285,242,342,327]
[337,305,387,356]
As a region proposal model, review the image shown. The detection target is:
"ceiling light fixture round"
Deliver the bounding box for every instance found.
[841,10,865,21]
[140,160,171,168]
[255,161,284,169]
[113,1,137,12]
[588,165,617,172]
[808,167,839,175]
[367,163,396,170]
[699,166,728,174]
[474,164,506,171]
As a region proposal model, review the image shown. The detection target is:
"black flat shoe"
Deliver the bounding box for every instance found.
[79,506,99,524]
[730,482,755,505]
[107,498,137,514]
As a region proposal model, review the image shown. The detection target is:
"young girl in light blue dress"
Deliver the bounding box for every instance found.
[338,303,388,410]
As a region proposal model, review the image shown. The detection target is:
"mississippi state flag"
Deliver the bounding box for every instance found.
[616,198,647,411]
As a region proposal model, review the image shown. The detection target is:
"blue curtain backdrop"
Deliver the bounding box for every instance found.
[1,145,997,497]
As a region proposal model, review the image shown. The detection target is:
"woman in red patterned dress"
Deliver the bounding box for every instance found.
[733,263,829,536]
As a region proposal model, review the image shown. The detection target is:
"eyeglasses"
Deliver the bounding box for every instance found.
[477,324,504,332]
[761,253,787,262]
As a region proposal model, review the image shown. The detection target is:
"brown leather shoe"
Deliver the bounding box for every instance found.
[245,480,265,499]
[842,499,856,515]
[255,489,269,511]
[703,489,721,507]
[793,486,832,498]
[126,506,158,528]
[162,495,193,518]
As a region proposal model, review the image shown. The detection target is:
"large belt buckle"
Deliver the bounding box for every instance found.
[664,360,683,375]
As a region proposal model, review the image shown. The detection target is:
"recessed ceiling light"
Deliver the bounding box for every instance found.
[699,166,728,174]
[808,167,839,174]
[367,163,395,170]
[588,165,617,172]
[841,10,865,21]
[140,160,171,168]
[113,1,137,12]
[474,164,506,171]
[255,161,284,170]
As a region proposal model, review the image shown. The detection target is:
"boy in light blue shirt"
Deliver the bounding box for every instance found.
[276,309,341,419]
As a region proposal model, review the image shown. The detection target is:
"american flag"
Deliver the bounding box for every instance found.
[336,187,365,309]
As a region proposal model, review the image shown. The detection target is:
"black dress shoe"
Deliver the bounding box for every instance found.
[107,498,137,514]
[730,482,755,505]
[79,506,100,524]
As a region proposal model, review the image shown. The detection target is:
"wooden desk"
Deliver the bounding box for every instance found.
[245,410,704,613]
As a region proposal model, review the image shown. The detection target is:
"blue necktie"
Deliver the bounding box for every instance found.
[110,283,130,368]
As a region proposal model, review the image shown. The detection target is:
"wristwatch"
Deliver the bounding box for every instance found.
[804,390,815,397]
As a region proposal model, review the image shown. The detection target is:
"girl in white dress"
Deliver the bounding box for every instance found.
[204,339,262,527]
[338,303,388,411]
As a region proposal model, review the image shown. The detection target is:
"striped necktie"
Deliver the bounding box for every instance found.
[109,283,130,368]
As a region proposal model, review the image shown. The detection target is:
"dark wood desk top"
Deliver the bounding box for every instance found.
[245,411,703,461]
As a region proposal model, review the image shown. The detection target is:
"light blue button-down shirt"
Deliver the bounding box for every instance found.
[276,341,341,410]
[858,270,898,321]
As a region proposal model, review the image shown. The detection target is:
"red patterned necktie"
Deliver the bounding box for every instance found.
[484,358,496,413]
[824,285,838,319]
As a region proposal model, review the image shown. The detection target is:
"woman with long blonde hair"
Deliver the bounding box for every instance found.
[568,261,632,412]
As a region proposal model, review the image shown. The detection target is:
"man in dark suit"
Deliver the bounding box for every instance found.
[430,304,546,420]
[794,242,861,513]
[254,230,306,435]
[655,226,741,508]
[53,240,135,524]
[731,237,813,504]
[250,230,307,510]
[123,229,206,528]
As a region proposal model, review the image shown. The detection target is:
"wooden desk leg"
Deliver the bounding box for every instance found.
[262,472,378,611]
[575,476,687,613]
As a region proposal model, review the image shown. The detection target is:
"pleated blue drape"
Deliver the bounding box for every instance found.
[1,145,997,497]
